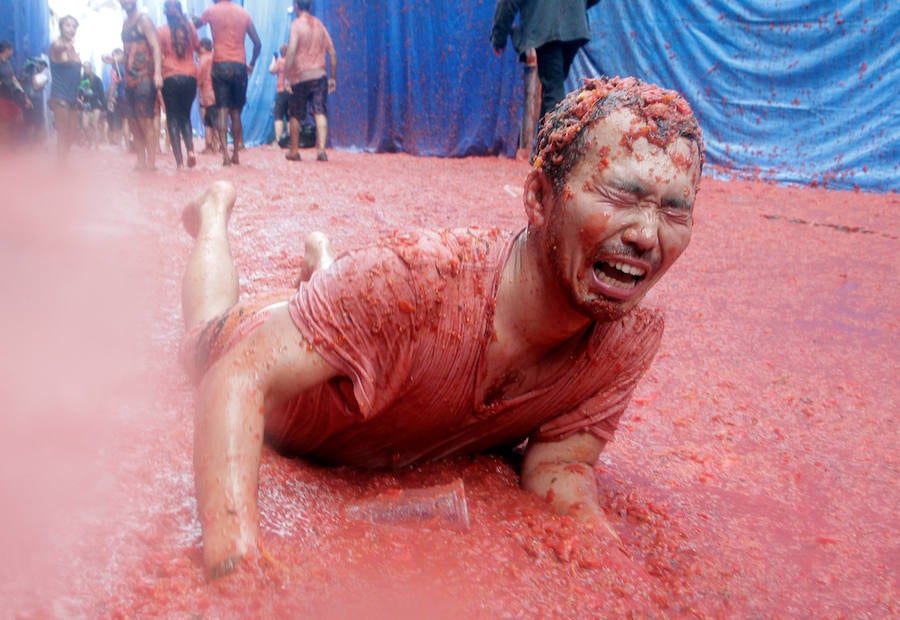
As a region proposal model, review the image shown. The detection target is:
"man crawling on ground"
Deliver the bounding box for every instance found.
[179,75,705,579]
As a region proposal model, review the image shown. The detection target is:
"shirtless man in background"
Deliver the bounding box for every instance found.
[180,76,704,579]
[194,0,261,166]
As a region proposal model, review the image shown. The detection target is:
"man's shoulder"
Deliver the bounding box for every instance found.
[385,227,513,270]
[619,306,665,338]
[591,307,665,357]
[227,2,252,19]
[204,2,246,18]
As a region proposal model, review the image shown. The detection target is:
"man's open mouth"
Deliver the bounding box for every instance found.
[593,260,647,290]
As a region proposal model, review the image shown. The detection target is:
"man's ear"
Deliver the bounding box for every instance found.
[523,169,553,228]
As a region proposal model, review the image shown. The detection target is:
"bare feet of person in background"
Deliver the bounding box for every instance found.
[181,180,236,238]
[294,231,335,287]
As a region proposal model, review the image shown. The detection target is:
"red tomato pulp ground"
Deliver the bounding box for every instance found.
[0,146,896,618]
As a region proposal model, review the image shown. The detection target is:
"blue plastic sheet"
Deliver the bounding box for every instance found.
[220,0,524,157]
[573,0,900,191]
[213,0,900,191]
[0,0,49,66]
[3,0,897,191]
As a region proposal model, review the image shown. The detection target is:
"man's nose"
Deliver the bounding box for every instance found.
[622,209,659,251]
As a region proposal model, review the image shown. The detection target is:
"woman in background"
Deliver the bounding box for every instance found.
[157,0,200,169]
[48,15,82,162]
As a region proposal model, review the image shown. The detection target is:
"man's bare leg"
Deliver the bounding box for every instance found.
[314,113,328,161]
[140,117,157,170]
[217,107,230,167]
[285,116,300,161]
[230,109,243,164]
[181,181,239,330]
[293,231,335,287]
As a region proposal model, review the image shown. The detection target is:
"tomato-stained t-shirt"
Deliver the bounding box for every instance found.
[274,227,664,469]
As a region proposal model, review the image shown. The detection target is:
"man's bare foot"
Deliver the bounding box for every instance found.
[182,180,237,238]
[294,231,335,286]
[231,151,240,165]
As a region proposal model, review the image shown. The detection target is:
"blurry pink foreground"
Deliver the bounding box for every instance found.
[0,146,896,618]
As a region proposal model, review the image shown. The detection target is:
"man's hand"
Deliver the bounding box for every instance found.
[520,433,619,540]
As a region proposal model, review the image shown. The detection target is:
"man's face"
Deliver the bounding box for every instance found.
[0,48,12,62]
[119,0,137,12]
[540,108,701,321]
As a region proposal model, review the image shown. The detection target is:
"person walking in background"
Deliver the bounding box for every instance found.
[283,0,336,162]
[119,0,163,171]
[491,0,599,121]
[0,40,29,145]
[196,37,219,154]
[19,55,49,144]
[48,16,83,162]
[268,43,289,146]
[103,48,130,148]
[158,0,200,169]
[194,0,261,166]
[78,62,105,148]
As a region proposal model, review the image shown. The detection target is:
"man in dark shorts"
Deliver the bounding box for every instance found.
[195,0,261,166]
[179,76,705,579]
[119,0,162,170]
[283,0,336,162]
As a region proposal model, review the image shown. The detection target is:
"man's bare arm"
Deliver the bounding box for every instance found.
[246,22,262,71]
[327,42,337,93]
[193,304,338,578]
[283,31,298,81]
[521,433,618,537]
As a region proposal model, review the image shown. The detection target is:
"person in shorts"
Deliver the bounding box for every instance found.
[47,16,82,161]
[268,44,289,146]
[194,0,261,166]
[119,0,162,170]
[283,0,336,162]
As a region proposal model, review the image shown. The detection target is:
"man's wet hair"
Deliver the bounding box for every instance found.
[533,76,705,193]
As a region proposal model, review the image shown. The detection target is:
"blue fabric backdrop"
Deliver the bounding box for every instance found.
[572,1,899,191]
[0,0,50,66]
[3,1,898,192]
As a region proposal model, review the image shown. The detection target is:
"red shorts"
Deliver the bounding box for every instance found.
[180,290,293,384]
[0,99,20,122]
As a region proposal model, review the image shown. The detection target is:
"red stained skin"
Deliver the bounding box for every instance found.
[0,146,896,618]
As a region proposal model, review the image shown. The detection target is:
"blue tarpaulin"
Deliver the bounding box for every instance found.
[0,0,49,69]
[3,0,898,192]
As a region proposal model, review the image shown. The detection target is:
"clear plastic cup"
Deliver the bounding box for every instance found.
[346,478,470,532]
